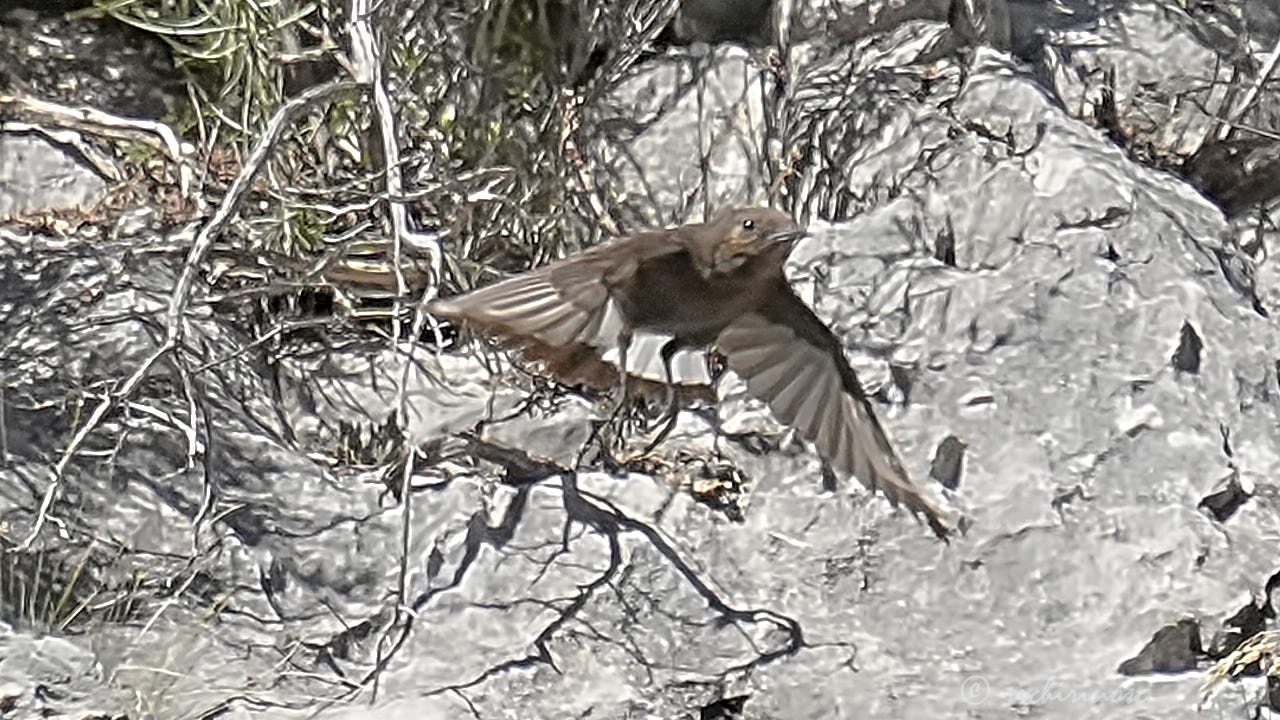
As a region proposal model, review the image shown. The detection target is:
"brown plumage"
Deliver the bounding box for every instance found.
[430,207,950,539]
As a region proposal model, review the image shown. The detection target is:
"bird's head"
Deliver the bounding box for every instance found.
[698,207,806,276]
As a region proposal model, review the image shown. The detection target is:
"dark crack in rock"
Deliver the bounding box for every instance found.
[1198,475,1250,523]
[700,693,750,719]
[929,434,967,490]
[1172,320,1203,374]
[1118,618,1204,675]
[669,0,773,45]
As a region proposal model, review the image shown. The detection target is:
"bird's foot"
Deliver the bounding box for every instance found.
[576,414,630,475]
[641,404,680,455]
[579,387,646,468]
[596,383,634,450]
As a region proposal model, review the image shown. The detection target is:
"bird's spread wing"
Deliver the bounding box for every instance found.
[429,258,611,348]
[715,285,950,538]
[429,232,686,355]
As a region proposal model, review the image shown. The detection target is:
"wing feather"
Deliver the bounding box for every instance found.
[716,287,950,539]
[429,233,688,379]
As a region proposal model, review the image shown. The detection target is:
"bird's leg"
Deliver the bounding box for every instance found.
[606,325,634,449]
[616,325,633,408]
[643,338,682,454]
[710,407,726,462]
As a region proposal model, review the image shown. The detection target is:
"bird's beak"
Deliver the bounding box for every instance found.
[768,228,807,247]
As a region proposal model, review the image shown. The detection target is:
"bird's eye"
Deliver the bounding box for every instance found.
[741,219,755,231]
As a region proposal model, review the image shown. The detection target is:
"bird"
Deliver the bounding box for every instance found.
[428,207,950,539]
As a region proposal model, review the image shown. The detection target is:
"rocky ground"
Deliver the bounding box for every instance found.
[2,1,1280,718]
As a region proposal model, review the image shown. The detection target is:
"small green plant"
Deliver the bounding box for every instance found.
[0,537,145,633]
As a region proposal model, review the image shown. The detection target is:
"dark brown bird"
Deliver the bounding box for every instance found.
[429,207,950,538]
